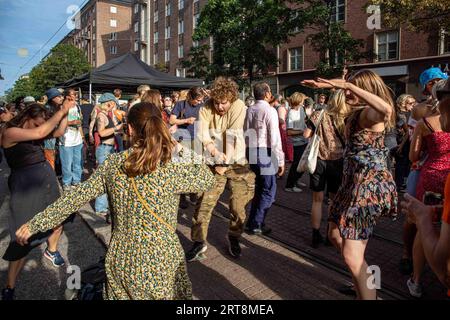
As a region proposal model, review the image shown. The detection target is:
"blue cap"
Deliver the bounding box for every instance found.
[419,67,449,92]
[98,93,117,103]
[46,88,62,101]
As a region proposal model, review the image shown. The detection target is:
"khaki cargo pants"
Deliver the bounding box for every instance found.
[191,165,256,242]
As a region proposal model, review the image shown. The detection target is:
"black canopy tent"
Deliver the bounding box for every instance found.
[59,53,204,99]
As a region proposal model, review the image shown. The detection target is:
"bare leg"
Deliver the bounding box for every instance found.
[342,238,376,300]
[402,221,417,259]
[328,221,343,251]
[47,225,63,252]
[311,191,324,230]
[412,231,426,285]
[6,258,27,288]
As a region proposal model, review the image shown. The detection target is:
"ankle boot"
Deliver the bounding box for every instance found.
[312,229,324,248]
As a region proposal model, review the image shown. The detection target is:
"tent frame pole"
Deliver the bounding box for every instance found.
[89,82,92,103]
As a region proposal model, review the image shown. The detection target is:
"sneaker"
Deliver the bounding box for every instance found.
[284,187,303,193]
[246,225,272,236]
[399,258,413,276]
[312,229,324,248]
[185,242,207,262]
[179,195,189,209]
[228,236,241,258]
[296,181,307,188]
[44,248,65,267]
[407,278,423,298]
[95,211,108,218]
[1,287,15,300]
[62,185,72,192]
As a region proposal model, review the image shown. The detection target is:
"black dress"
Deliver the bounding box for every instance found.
[2,140,61,261]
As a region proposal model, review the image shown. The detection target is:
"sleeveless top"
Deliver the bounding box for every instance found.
[98,112,115,143]
[3,140,46,170]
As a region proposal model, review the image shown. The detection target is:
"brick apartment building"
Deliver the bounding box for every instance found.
[276,0,450,99]
[60,0,133,68]
[132,0,210,77]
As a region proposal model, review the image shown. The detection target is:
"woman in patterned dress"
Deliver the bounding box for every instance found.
[302,70,398,300]
[15,102,216,300]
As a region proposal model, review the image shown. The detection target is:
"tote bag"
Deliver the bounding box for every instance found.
[297,110,325,174]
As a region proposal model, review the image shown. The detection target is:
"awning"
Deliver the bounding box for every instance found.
[369,65,409,77]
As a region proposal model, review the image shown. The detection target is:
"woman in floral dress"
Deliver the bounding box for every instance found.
[302,70,398,300]
[16,102,216,300]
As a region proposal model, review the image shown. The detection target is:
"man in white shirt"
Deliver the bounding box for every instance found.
[58,89,84,192]
[244,82,285,235]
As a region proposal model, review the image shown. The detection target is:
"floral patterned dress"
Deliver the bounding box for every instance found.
[26,150,216,300]
[329,110,398,240]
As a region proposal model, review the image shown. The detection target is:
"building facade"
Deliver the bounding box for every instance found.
[277,0,450,99]
[61,0,133,68]
[132,0,210,77]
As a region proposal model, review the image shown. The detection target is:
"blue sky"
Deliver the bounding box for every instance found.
[0,0,85,96]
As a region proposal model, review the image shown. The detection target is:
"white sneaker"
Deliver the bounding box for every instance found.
[407,278,423,298]
[296,181,307,188]
[285,187,303,193]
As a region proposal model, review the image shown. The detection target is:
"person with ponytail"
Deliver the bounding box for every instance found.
[15,102,215,300]
[1,98,74,300]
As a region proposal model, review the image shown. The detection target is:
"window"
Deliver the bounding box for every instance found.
[193,13,200,30]
[154,52,159,64]
[193,0,200,14]
[178,19,184,34]
[154,11,159,22]
[154,31,159,44]
[110,19,117,28]
[178,0,184,10]
[440,30,450,55]
[289,47,303,71]
[166,2,171,16]
[176,68,186,77]
[376,31,399,61]
[134,3,139,14]
[134,22,139,33]
[165,49,170,62]
[110,32,117,41]
[93,33,96,40]
[93,19,96,27]
[134,41,139,51]
[331,0,346,23]
[178,44,184,58]
[110,46,117,55]
[165,26,171,39]
[110,6,117,14]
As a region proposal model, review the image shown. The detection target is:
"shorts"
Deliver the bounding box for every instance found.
[310,158,343,194]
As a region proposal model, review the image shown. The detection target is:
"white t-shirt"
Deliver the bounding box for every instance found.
[286,107,308,146]
[61,106,83,147]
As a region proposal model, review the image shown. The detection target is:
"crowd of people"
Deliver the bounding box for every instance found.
[0,66,449,301]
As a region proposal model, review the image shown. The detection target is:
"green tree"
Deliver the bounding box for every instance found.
[6,76,38,102]
[369,0,450,32]
[308,2,366,78]
[30,44,91,95]
[180,44,214,83]
[154,62,169,73]
[184,0,325,88]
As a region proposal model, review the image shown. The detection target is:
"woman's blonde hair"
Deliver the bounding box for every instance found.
[178,90,189,101]
[99,101,114,112]
[289,92,306,107]
[347,69,396,129]
[124,102,176,177]
[396,94,414,112]
[326,90,350,136]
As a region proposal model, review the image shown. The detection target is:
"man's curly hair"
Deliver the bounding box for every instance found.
[210,77,239,103]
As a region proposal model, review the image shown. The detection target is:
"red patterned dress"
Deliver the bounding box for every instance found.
[329,110,398,240]
[415,118,450,202]
[278,105,293,162]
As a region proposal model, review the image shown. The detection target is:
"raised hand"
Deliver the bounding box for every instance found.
[61,96,76,114]
[15,224,31,246]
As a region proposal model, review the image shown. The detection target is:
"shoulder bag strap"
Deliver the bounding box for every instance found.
[130,177,176,233]
[314,109,326,136]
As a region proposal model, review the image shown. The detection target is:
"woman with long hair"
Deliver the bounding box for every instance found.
[15,102,215,300]
[142,89,178,134]
[302,69,398,300]
[1,100,73,300]
[303,90,349,248]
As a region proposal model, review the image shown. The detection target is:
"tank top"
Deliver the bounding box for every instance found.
[98,112,115,143]
[3,140,46,170]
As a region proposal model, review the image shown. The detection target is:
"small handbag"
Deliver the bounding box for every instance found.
[297,110,326,174]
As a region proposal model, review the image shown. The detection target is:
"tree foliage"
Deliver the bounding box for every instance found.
[7,44,91,102]
[369,0,450,32]
[183,0,326,88]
